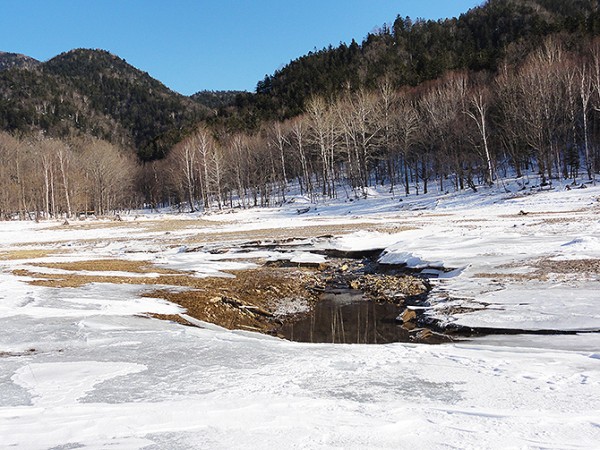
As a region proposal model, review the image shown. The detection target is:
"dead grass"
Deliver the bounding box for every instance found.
[64,221,141,230]
[7,222,412,253]
[144,267,317,333]
[498,208,587,218]
[474,272,549,281]
[139,218,224,233]
[475,258,600,281]
[180,223,414,246]
[0,249,60,261]
[11,258,193,288]
[453,218,490,223]
[537,258,600,274]
[525,217,593,226]
[12,258,317,312]
[31,259,184,274]
[12,255,317,333]
[3,218,417,334]
[12,236,142,249]
[12,270,195,288]
[144,313,197,327]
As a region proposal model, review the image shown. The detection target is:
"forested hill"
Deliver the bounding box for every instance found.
[0,52,40,71]
[236,0,600,121]
[0,49,211,160]
[1,0,600,161]
[191,90,245,110]
[3,0,600,217]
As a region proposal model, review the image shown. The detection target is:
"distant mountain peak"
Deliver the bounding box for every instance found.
[0,47,208,160]
[0,51,40,71]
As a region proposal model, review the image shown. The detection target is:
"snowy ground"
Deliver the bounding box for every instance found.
[1,178,599,449]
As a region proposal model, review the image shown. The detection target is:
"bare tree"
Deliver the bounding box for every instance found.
[170,137,198,212]
[579,61,594,181]
[339,89,384,195]
[377,77,399,193]
[420,72,469,192]
[514,38,570,185]
[306,96,339,198]
[269,122,290,202]
[465,87,495,186]
[393,93,420,195]
[55,141,73,218]
[192,126,216,209]
[289,117,314,199]
[495,63,529,178]
[78,139,135,215]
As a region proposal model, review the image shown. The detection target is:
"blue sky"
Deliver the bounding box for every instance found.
[1,1,483,95]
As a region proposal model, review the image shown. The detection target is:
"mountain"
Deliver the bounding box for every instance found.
[191,90,246,111]
[0,52,40,71]
[243,0,600,119]
[1,0,600,158]
[0,49,209,160]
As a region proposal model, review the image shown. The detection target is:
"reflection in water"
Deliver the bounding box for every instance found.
[281,290,410,344]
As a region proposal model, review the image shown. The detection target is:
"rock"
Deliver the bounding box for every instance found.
[409,328,433,341]
[399,309,417,323]
[402,321,416,331]
[416,328,433,340]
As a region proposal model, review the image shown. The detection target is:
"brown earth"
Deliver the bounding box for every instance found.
[0,249,60,260]
[475,257,600,282]
[145,267,318,333]
[11,255,428,337]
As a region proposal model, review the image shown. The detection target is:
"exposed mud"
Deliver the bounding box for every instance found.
[143,267,318,334]
[475,257,600,282]
[0,349,36,358]
[13,235,596,344]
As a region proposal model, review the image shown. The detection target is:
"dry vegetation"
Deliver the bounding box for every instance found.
[137,218,224,233]
[0,249,60,260]
[10,257,318,334]
[475,257,600,281]
[536,258,600,274]
[145,268,318,333]
[178,222,400,245]
[31,259,182,274]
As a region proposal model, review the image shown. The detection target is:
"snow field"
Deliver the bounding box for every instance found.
[0,178,599,448]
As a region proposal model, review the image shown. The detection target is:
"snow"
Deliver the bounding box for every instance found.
[12,361,147,406]
[1,178,600,448]
[0,275,183,319]
[289,251,327,264]
[448,283,600,330]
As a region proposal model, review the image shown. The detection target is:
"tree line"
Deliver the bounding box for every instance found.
[240,0,600,124]
[0,133,137,220]
[2,35,600,218]
[156,36,600,212]
[0,49,209,162]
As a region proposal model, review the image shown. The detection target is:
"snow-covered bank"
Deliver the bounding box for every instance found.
[1,179,599,448]
[1,314,599,449]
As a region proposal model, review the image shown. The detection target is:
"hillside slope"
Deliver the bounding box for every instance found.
[246,0,600,119]
[0,49,209,160]
[1,0,600,155]
[0,51,40,71]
